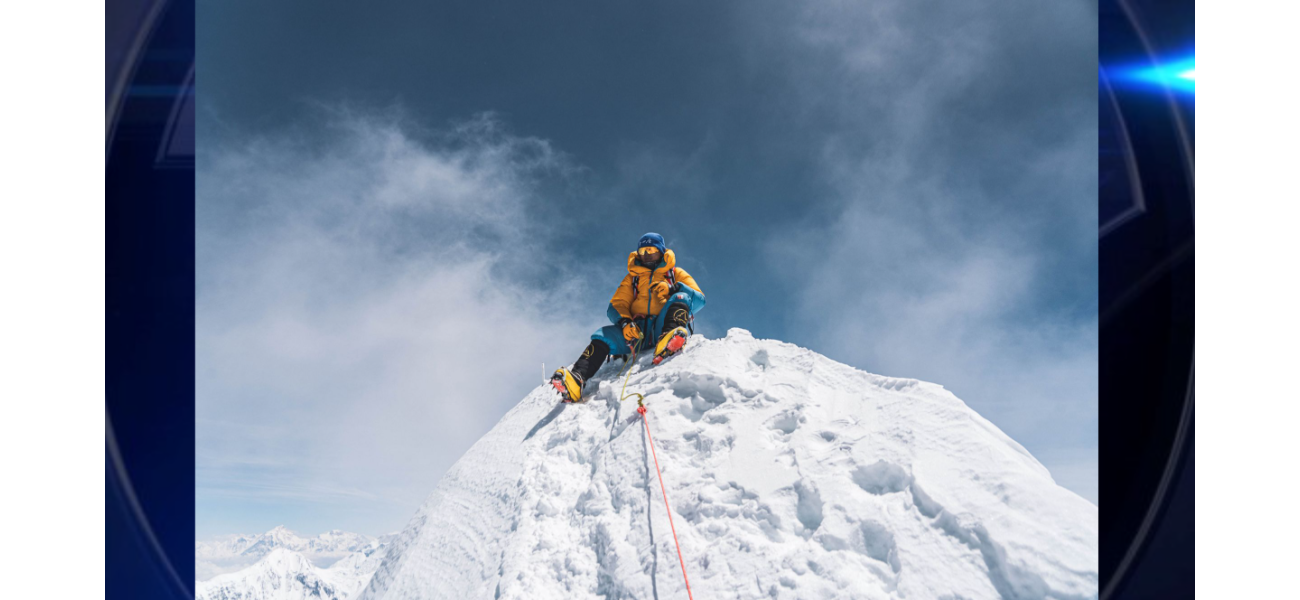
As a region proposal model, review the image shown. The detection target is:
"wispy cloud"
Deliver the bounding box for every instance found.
[197,110,604,535]
[761,0,1098,502]
[199,477,393,505]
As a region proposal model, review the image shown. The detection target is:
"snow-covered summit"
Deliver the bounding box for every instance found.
[359,328,1097,599]
[196,543,390,600]
[197,548,347,600]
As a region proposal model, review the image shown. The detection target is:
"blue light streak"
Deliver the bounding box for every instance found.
[1105,55,1195,94]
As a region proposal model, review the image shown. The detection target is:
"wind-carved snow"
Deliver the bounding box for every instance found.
[358,328,1098,599]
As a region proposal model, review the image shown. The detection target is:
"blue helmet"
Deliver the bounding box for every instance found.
[638,232,666,253]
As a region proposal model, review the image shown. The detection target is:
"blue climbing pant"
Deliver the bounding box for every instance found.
[592,284,706,355]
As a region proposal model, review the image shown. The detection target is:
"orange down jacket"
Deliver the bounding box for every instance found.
[609,249,703,319]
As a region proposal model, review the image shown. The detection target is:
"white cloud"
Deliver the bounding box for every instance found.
[766,0,1098,502]
[197,112,604,533]
[772,150,1098,506]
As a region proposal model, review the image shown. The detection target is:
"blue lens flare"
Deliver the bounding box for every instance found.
[1105,55,1195,94]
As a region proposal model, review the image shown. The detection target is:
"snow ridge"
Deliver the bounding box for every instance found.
[359,328,1098,599]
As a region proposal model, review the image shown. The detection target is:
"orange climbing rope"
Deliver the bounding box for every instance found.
[616,340,694,598]
[638,399,695,600]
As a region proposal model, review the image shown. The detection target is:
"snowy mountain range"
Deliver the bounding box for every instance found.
[196,542,389,600]
[196,526,390,581]
[197,526,377,560]
[355,328,1098,599]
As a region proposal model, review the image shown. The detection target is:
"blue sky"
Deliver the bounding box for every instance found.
[196,0,1097,538]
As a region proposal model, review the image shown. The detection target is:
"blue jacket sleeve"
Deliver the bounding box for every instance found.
[670,283,706,315]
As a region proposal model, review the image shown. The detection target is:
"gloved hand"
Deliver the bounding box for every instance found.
[617,317,643,343]
[651,281,678,303]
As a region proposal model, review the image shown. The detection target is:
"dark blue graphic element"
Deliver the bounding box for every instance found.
[1099,0,1195,598]
[106,0,196,598]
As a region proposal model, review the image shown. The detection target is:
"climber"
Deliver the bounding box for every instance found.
[551,232,707,403]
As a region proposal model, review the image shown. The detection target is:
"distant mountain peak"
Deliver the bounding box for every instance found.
[197,544,390,600]
[196,527,380,580]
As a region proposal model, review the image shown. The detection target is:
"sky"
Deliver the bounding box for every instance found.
[196,0,1098,538]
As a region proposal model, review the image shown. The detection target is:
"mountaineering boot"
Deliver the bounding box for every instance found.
[553,340,610,403]
[653,326,690,365]
[551,368,585,403]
